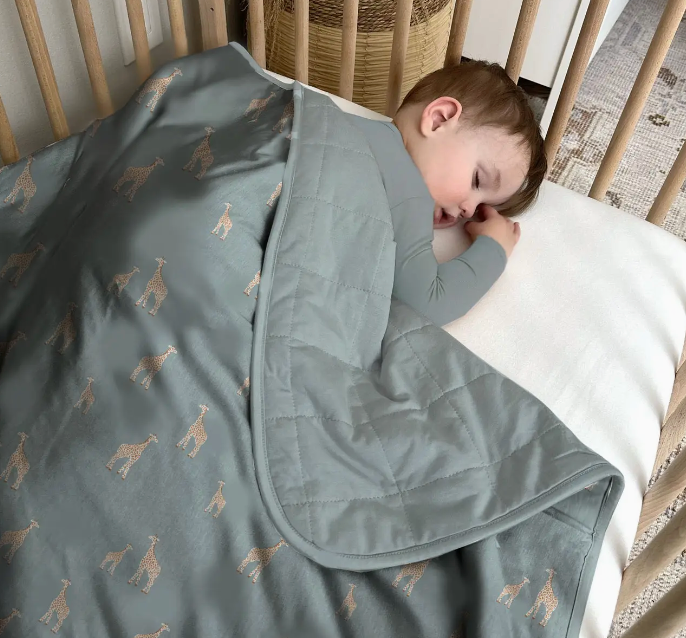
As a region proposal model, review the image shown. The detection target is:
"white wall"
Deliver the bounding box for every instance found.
[0,0,200,158]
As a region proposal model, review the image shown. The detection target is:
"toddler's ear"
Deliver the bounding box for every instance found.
[421,97,463,136]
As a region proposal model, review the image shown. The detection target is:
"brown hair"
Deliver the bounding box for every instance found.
[400,60,547,217]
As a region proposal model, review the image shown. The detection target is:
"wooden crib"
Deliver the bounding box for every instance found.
[1,0,686,636]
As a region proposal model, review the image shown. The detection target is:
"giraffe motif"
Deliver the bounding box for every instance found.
[183,127,215,180]
[130,346,177,390]
[525,569,559,627]
[205,480,225,518]
[244,92,275,122]
[244,271,260,297]
[74,377,95,415]
[237,377,250,396]
[106,434,158,480]
[391,559,430,597]
[129,535,161,594]
[336,584,357,620]
[39,579,70,633]
[136,66,183,112]
[0,432,30,490]
[211,203,233,240]
[0,608,20,635]
[0,331,26,361]
[273,99,294,133]
[100,543,132,575]
[134,623,169,638]
[3,155,36,213]
[0,519,38,563]
[0,242,44,287]
[136,258,167,316]
[177,404,209,458]
[89,119,102,138]
[106,266,139,297]
[497,576,529,608]
[267,182,282,207]
[237,539,288,583]
[113,157,164,202]
[45,302,78,354]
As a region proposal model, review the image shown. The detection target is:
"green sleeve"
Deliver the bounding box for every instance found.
[391,197,507,327]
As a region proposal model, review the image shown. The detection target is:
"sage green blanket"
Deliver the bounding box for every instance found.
[0,43,622,638]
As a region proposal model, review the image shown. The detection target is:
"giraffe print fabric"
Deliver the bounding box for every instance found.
[0,43,622,638]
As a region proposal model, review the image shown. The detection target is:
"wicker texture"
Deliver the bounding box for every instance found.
[263,0,453,113]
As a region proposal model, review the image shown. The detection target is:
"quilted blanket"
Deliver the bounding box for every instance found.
[0,44,622,638]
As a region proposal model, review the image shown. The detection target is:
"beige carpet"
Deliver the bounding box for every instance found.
[549,0,686,241]
[544,0,686,635]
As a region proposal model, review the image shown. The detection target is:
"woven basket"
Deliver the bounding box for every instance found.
[262,0,454,114]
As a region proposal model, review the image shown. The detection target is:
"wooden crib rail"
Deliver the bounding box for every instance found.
[125,0,153,81]
[544,0,611,168]
[71,0,113,117]
[167,0,189,58]
[0,96,19,165]
[505,0,542,84]
[14,0,70,141]
[445,0,474,68]
[589,0,686,203]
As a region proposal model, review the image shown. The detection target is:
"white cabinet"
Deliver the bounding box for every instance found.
[460,0,631,133]
[462,0,582,88]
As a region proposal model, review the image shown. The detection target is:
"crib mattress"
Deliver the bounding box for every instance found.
[272,73,686,638]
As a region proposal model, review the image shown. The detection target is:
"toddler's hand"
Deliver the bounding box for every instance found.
[463,205,521,258]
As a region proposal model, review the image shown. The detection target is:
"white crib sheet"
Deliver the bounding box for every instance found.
[270,72,686,638]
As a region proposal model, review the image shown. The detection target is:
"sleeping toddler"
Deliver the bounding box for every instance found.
[348,61,547,327]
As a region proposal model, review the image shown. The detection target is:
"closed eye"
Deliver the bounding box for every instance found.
[474,170,481,190]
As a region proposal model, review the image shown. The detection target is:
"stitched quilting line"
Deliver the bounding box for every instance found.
[284,108,330,543]
[300,140,375,158]
[275,260,392,298]
[350,380,418,545]
[387,319,500,501]
[263,373,499,427]
[348,229,389,363]
[281,464,606,563]
[269,335,372,371]
[290,195,393,227]
[278,421,563,507]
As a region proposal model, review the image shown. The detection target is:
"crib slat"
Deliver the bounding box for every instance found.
[444,0,474,67]
[544,0,610,168]
[167,0,189,58]
[619,573,686,638]
[505,0,542,83]
[614,492,686,616]
[14,0,70,141]
[198,0,228,50]
[635,446,686,537]
[0,95,20,166]
[70,0,114,118]
[386,0,413,117]
[125,0,153,81]
[665,358,686,425]
[652,396,686,479]
[590,0,686,202]
[248,0,266,67]
[646,138,686,227]
[339,0,359,100]
[294,0,309,83]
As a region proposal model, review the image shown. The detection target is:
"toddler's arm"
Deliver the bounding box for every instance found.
[391,198,507,327]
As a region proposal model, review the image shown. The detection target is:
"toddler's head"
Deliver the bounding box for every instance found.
[393,61,547,229]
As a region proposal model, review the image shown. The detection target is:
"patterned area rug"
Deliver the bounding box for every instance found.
[543,0,686,635]
[549,0,686,241]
